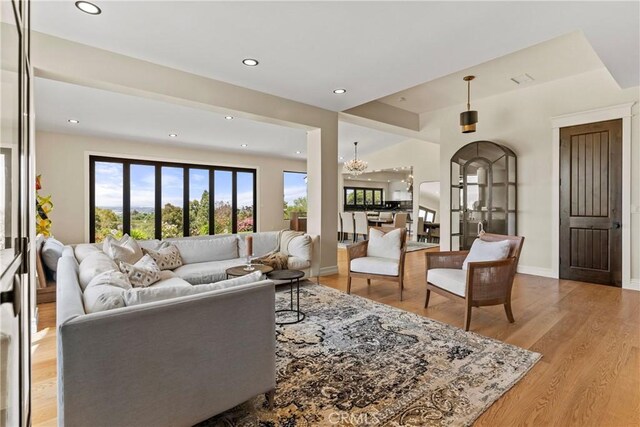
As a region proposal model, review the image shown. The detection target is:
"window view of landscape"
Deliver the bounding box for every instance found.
[92,158,256,242]
[94,161,124,242]
[236,172,254,233]
[130,164,155,239]
[189,168,209,236]
[283,171,307,219]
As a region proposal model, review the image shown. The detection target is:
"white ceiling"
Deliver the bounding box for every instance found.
[35,78,409,159]
[378,31,605,114]
[30,1,639,112]
[35,78,309,158]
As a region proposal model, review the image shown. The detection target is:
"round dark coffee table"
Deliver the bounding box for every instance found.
[225,264,273,279]
[268,269,305,325]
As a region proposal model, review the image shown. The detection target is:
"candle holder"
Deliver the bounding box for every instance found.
[244,253,255,271]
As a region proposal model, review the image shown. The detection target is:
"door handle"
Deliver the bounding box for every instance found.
[0,276,21,317]
[611,222,621,230]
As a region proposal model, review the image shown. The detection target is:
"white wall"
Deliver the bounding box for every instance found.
[422,68,639,282]
[35,131,307,244]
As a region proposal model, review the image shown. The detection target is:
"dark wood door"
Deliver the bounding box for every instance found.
[560,119,622,286]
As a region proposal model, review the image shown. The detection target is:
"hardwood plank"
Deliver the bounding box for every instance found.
[32,248,640,426]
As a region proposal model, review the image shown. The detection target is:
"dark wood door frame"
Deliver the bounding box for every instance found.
[559,119,622,286]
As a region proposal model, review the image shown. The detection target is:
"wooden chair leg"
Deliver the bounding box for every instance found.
[504,301,515,323]
[424,289,431,308]
[399,279,404,301]
[366,278,371,286]
[464,305,472,331]
[266,388,275,410]
[347,275,352,294]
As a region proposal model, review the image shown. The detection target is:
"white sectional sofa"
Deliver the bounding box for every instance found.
[56,231,319,426]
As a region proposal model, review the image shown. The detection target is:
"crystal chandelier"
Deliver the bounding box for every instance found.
[343,141,368,176]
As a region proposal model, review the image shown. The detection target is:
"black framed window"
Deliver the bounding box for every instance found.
[419,206,436,223]
[343,186,384,210]
[90,156,257,242]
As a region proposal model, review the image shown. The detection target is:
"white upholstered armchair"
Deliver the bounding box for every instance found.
[347,227,407,300]
[425,233,524,331]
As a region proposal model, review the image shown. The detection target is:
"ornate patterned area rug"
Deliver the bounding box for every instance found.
[199,284,541,427]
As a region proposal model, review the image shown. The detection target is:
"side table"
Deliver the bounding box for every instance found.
[268,269,305,325]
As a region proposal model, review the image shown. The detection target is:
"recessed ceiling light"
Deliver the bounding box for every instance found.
[75,1,101,15]
[68,119,79,124]
[225,116,234,120]
[367,178,372,181]
[169,133,177,137]
[242,58,259,66]
[241,144,248,147]
[333,88,347,94]
[296,150,301,154]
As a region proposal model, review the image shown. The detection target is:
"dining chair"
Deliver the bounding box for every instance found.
[353,212,369,242]
[382,212,408,230]
[416,217,428,242]
[379,212,393,221]
[340,212,354,242]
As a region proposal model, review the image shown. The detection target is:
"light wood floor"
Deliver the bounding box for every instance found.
[31,248,640,426]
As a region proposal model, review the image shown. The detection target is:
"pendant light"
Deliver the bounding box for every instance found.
[343,141,368,176]
[460,75,478,133]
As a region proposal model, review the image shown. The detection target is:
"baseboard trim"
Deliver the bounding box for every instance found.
[319,266,339,276]
[517,265,556,278]
[624,279,640,291]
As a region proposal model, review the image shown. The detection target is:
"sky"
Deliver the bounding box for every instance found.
[95,161,255,209]
[284,171,307,205]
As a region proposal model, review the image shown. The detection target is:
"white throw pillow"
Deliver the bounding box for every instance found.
[288,235,312,261]
[103,234,144,264]
[78,252,119,290]
[82,270,132,313]
[366,228,402,260]
[119,254,162,288]
[462,239,511,270]
[124,270,262,306]
[142,242,183,270]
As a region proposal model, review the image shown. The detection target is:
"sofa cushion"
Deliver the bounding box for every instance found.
[169,236,238,264]
[367,228,402,260]
[103,234,144,264]
[124,271,262,306]
[462,239,511,270]
[137,239,161,251]
[238,232,279,257]
[119,255,162,288]
[82,270,131,313]
[79,252,119,291]
[173,258,247,285]
[350,256,399,276]
[288,256,311,270]
[143,243,183,270]
[427,268,467,297]
[42,237,64,272]
[74,243,102,263]
[288,235,312,261]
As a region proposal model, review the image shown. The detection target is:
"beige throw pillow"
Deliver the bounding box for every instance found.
[119,254,161,288]
[142,242,183,270]
[83,270,132,313]
[103,234,144,264]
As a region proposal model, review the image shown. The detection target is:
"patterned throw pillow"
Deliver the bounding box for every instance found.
[142,243,183,270]
[119,255,161,288]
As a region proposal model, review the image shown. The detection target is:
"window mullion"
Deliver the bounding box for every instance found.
[183,167,189,237]
[231,171,238,234]
[123,162,131,235]
[209,169,215,235]
[154,165,162,240]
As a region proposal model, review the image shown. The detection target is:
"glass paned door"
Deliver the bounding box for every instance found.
[1,1,32,425]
